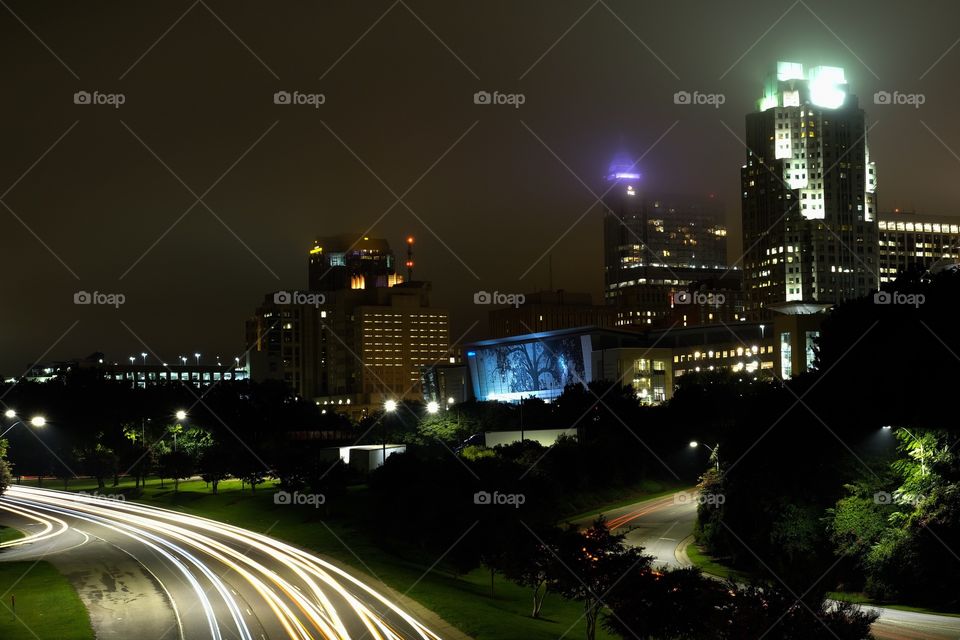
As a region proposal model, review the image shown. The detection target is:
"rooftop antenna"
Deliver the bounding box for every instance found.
[405,235,415,281]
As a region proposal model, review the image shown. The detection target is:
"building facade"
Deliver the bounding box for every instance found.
[741,61,879,316]
[602,152,733,329]
[247,282,450,414]
[878,211,960,283]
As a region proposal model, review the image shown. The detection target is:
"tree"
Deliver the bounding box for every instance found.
[158,449,193,493]
[0,439,12,497]
[552,517,653,640]
[197,443,231,494]
[500,525,560,618]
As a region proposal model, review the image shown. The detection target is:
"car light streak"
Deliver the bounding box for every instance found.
[1,486,444,640]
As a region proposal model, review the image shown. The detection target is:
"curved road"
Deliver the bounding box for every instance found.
[581,489,960,640]
[0,485,447,640]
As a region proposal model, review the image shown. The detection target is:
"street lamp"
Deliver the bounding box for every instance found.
[175,410,187,421]
[382,399,398,469]
[426,400,439,414]
[129,356,135,365]
[180,356,187,366]
[194,353,201,366]
[1,414,45,439]
[690,441,720,471]
[141,352,148,365]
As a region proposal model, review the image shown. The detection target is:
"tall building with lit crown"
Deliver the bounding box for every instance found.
[308,234,403,291]
[741,61,879,316]
[602,152,733,328]
[248,236,449,417]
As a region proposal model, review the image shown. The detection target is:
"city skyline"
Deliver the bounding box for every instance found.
[2,1,960,373]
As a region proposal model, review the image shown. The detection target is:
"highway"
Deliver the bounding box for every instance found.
[0,485,445,640]
[582,489,960,640]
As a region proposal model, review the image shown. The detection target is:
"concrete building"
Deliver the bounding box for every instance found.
[878,211,960,283]
[20,352,249,388]
[247,282,450,415]
[741,61,879,316]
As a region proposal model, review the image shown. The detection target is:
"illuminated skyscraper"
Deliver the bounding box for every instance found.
[602,152,732,328]
[741,61,879,316]
[308,234,402,291]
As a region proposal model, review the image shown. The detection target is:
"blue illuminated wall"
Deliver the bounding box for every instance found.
[467,334,592,402]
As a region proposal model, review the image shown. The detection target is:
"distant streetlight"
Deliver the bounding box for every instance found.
[4,409,15,419]
[447,397,455,405]
[129,356,135,365]
[690,441,719,471]
[426,401,439,414]
[194,353,201,366]
[141,352,147,365]
[175,410,187,421]
[29,416,45,428]
[384,399,397,413]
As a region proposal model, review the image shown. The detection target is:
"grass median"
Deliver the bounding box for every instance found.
[0,560,94,640]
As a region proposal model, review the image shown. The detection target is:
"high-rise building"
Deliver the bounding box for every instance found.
[602,152,733,328]
[308,234,403,291]
[878,210,960,282]
[247,283,449,416]
[741,61,879,316]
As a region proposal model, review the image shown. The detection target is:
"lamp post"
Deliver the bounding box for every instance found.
[194,353,201,366]
[174,410,187,452]
[141,352,148,365]
[690,441,720,472]
[383,400,397,467]
[0,413,46,439]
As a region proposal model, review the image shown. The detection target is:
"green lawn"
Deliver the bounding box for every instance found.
[685,543,751,582]
[0,526,24,545]
[829,591,960,618]
[0,561,94,640]
[26,476,618,640]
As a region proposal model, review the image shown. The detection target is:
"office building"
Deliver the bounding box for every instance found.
[247,281,450,415]
[308,234,404,291]
[878,210,960,283]
[741,61,879,316]
[602,152,733,328]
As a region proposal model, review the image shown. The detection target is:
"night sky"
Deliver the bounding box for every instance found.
[2,0,959,373]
